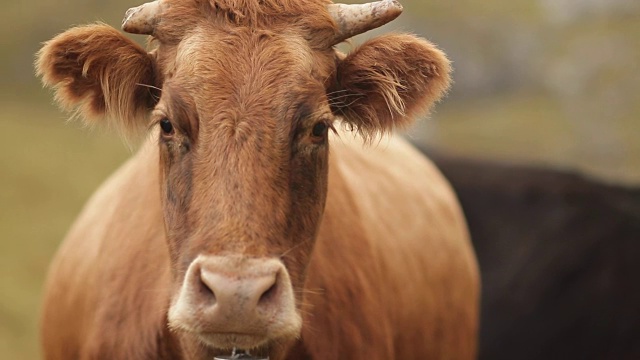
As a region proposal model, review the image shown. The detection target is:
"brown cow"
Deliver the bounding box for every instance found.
[36,0,479,359]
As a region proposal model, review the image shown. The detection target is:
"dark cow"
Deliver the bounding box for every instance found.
[427,151,640,360]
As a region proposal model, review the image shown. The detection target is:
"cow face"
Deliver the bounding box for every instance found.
[36,0,451,356]
[156,26,334,353]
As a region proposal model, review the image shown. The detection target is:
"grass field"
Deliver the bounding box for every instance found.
[0,94,128,359]
[427,92,640,185]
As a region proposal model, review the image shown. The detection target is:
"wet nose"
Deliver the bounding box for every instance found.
[168,255,301,345]
[198,266,281,313]
[168,255,302,349]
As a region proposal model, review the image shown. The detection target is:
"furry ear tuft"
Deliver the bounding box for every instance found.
[36,23,159,137]
[329,34,451,141]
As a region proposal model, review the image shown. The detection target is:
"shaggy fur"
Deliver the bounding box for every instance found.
[155,0,336,48]
[329,34,451,140]
[36,24,159,137]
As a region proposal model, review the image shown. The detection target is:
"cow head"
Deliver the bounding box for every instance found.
[37,0,450,357]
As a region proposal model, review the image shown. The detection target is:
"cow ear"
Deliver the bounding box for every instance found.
[36,23,159,137]
[329,34,451,140]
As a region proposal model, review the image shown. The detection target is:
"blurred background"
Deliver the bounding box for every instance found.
[1,0,638,358]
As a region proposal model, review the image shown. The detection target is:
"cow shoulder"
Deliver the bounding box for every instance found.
[300,132,479,359]
[41,141,169,359]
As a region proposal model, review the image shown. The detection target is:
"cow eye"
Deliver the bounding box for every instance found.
[160,118,174,135]
[311,122,328,138]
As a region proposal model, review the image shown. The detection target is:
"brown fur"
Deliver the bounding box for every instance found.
[329,34,451,140]
[37,0,478,359]
[36,24,159,137]
[154,0,336,48]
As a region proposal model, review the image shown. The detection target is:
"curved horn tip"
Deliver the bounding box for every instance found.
[382,0,404,14]
[122,1,161,35]
[377,0,403,26]
[328,0,404,45]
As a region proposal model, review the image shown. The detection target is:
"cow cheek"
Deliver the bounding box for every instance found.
[159,146,194,267]
[285,147,329,289]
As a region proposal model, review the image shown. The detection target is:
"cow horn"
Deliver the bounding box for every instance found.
[122,0,162,35]
[328,0,403,45]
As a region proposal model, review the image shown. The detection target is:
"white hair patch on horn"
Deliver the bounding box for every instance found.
[122,0,162,35]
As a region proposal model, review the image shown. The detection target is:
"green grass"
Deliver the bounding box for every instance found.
[425,91,640,184]
[430,92,574,162]
[407,0,542,23]
[0,95,129,359]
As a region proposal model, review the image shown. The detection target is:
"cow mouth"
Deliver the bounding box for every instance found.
[197,331,271,352]
[213,348,269,360]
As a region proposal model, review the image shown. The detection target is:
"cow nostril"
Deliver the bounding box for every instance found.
[258,281,278,305]
[198,273,216,301]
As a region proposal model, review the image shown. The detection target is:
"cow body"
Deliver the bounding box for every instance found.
[42,135,478,359]
[37,0,478,358]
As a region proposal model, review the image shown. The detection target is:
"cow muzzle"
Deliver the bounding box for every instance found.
[168,255,302,350]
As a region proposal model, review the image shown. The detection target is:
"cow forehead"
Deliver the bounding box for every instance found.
[174,27,315,82]
[165,27,331,129]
